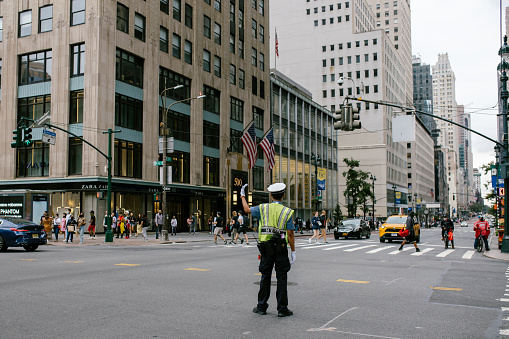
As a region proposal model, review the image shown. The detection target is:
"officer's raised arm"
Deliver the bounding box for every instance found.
[240,184,251,214]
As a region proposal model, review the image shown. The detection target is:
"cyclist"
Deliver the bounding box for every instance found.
[474,216,490,251]
[441,216,455,249]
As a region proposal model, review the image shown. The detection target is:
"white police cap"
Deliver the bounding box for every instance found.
[267,183,286,194]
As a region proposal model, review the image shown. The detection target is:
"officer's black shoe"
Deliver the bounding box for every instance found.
[278,309,293,317]
[252,307,266,315]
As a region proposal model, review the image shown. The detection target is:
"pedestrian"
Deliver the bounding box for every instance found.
[399,211,420,252]
[230,211,239,244]
[141,213,149,242]
[136,213,143,237]
[103,211,108,233]
[474,215,490,251]
[208,215,213,234]
[234,211,250,245]
[88,210,96,239]
[171,216,177,235]
[188,214,196,235]
[212,212,227,245]
[125,212,132,239]
[43,213,53,240]
[78,212,86,244]
[118,213,125,238]
[306,219,311,232]
[53,213,61,242]
[66,214,77,243]
[111,212,117,235]
[316,210,328,244]
[240,183,295,318]
[308,211,321,244]
[61,212,67,241]
[442,216,455,249]
[155,210,163,239]
[129,212,136,238]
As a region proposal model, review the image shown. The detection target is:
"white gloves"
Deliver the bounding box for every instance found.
[290,251,296,264]
[240,184,248,197]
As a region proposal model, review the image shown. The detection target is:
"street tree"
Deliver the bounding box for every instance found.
[342,158,373,218]
[333,203,343,225]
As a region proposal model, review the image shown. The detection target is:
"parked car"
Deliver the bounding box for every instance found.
[0,217,47,252]
[334,219,371,240]
[379,215,420,243]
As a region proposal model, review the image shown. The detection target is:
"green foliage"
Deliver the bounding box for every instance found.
[342,158,373,218]
[333,204,343,221]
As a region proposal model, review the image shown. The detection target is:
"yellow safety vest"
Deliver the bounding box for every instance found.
[258,202,294,243]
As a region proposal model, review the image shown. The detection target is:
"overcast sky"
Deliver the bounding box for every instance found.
[411,0,508,198]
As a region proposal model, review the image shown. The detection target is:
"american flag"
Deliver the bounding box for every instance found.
[240,122,257,169]
[275,31,279,58]
[260,129,275,171]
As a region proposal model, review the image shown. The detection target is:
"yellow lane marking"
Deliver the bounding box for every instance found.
[15,259,37,261]
[337,279,370,284]
[63,261,84,263]
[114,263,140,266]
[430,286,463,291]
[184,268,211,271]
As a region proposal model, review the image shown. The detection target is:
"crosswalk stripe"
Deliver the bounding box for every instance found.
[388,247,413,255]
[411,248,434,256]
[344,245,377,252]
[302,243,338,250]
[462,250,475,260]
[322,244,358,251]
[366,246,395,253]
[436,249,455,257]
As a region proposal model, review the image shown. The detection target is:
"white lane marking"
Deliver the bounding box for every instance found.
[344,245,377,252]
[366,246,395,254]
[500,298,509,302]
[411,248,434,256]
[312,307,359,331]
[301,243,338,250]
[385,278,402,286]
[322,244,358,251]
[388,247,413,255]
[462,251,475,259]
[436,249,455,257]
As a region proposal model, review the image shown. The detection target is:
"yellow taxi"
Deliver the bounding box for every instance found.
[379,215,420,243]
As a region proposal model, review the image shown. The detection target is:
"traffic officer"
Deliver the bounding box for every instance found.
[240,182,296,318]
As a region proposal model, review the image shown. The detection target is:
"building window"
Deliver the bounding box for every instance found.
[252,19,257,38]
[203,121,220,148]
[356,55,360,63]
[374,85,378,93]
[260,80,265,99]
[18,95,51,124]
[322,75,327,83]
[365,70,369,78]
[330,58,335,66]
[230,97,244,122]
[373,38,377,45]
[160,27,169,52]
[214,22,221,44]
[203,85,220,114]
[259,0,264,15]
[161,0,169,14]
[16,142,50,178]
[253,106,263,129]
[39,5,53,33]
[169,151,190,183]
[203,50,211,72]
[373,52,378,61]
[230,34,235,53]
[345,15,349,21]
[214,55,221,77]
[68,138,82,175]
[252,48,257,66]
[184,40,192,64]
[172,33,181,58]
[116,49,144,88]
[239,69,245,89]
[339,57,343,65]
[253,166,264,190]
[322,19,326,25]
[134,13,145,41]
[19,10,32,38]
[173,0,181,21]
[70,90,84,124]
[203,157,220,186]
[230,129,243,153]
[259,53,265,71]
[114,140,142,179]
[185,4,193,28]
[71,0,86,26]
[204,15,211,38]
[115,94,143,132]
[19,50,52,85]
[330,17,334,24]
[239,40,244,58]
[160,109,190,141]
[159,67,191,102]
[252,76,257,95]
[71,43,85,77]
[314,20,318,26]
[117,3,129,33]
[230,64,236,85]
[347,56,351,64]
[259,25,264,43]
[374,68,378,77]
[214,0,221,12]
[323,90,327,98]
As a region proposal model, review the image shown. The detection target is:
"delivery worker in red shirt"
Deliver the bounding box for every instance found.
[474,216,490,251]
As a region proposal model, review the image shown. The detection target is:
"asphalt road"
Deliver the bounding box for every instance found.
[1,220,508,339]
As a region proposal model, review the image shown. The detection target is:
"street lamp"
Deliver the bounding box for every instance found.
[414,192,418,222]
[495,145,500,235]
[498,36,509,252]
[392,184,397,215]
[370,175,376,228]
[160,90,205,241]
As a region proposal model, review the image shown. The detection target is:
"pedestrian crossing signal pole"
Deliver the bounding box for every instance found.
[498,36,509,253]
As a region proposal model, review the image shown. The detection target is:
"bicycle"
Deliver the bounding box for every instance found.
[475,235,484,252]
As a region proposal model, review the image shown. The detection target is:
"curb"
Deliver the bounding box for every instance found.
[483,236,509,261]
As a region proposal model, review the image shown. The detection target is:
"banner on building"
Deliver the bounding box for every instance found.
[395,191,401,204]
[317,168,326,190]
[492,165,504,188]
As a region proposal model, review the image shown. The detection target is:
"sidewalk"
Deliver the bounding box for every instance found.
[484,236,509,262]
[45,229,322,247]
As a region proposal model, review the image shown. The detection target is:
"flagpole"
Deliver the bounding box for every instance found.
[274,27,277,71]
[241,119,255,134]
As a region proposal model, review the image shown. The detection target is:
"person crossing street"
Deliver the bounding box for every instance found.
[241,182,296,318]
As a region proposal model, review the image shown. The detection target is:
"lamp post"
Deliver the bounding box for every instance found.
[370,175,376,229]
[495,146,500,233]
[311,153,321,212]
[392,184,397,215]
[160,90,205,241]
[498,36,509,253]
[414,192,418,222]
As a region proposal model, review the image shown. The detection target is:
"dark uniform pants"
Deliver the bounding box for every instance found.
[257,248,291,312]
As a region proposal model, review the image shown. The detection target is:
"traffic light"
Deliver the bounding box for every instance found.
[22,126,33,146]
[351,104,361,130]
[11,128,22,148]
[333,106,346,130]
